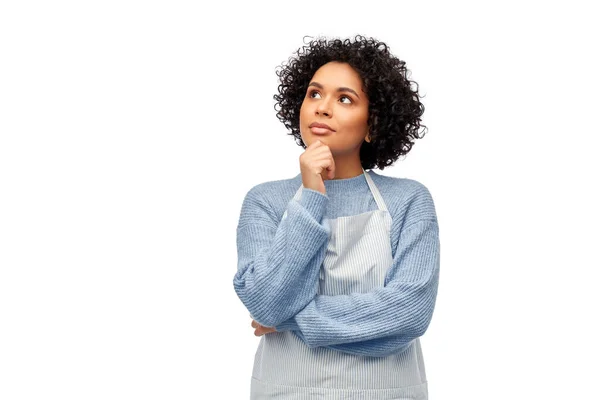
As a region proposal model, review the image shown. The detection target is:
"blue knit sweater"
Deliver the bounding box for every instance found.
[233,170,440,357]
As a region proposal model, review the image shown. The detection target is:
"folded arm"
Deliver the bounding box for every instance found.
[233,186,330,327]
[275,217,440,356]
[289,329,415,358]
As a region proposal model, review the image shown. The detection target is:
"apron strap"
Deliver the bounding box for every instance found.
[362,168,388,212]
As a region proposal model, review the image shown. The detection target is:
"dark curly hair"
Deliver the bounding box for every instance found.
[273,35,428,170]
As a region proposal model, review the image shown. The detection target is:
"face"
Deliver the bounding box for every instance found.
[299,61,369,156]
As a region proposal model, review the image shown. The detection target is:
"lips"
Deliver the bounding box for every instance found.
[309,122,335,135]
[309,122,335,131]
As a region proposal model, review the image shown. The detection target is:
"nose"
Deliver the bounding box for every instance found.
[315,96,332,117]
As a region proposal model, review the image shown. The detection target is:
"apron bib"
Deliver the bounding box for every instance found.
[250,170,428,399]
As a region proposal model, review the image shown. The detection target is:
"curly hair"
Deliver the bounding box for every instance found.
[273,35,428,170]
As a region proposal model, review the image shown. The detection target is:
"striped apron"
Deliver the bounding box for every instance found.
[250,169,428,399]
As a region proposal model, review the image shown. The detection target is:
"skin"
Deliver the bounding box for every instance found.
[300,61,371,181]
[251,61,371,336]
[251,319,276,336]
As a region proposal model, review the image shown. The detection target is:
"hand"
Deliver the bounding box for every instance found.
[299,139,335,194]
[251,319,277,336]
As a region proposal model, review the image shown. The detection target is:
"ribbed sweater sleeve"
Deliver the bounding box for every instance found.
[275,217,440,355]
[233,185,330,327]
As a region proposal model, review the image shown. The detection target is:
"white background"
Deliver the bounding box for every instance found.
[1,1,599,399]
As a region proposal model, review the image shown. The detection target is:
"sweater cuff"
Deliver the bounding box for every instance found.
[298,187,328,222]
[275,317,300,332]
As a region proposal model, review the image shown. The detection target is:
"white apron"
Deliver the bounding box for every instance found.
[250,169,428,399]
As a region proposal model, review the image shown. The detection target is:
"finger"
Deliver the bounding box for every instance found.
[308,139,323,148]
[314,160,334,176]
[308,149,333,163]
[309,142,330,151]
[327,165,335,180]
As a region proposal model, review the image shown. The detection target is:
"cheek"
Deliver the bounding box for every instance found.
[342,117,368,137]
[299,103,314,127]
[342,110,368,129]
[352,109,369,130]
[299,101,309,118]
[299,102,310,135]
[298,103,304,119]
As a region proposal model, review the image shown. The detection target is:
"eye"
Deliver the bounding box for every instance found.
[307,90,353,104]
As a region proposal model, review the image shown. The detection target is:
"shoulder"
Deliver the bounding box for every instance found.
[369,170,435,203]
[238,174,302,225]
[368,170,437,228]
[243,174,301,204]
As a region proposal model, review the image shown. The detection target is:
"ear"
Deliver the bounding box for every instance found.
[364,132,371,143]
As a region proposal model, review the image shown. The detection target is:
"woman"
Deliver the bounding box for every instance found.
[233,35,440,399]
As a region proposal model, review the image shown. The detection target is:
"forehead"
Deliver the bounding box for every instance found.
[310,62,364,90]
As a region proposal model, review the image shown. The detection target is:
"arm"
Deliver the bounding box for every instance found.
[233,185,330,327]
[323,335,415,357]
[288,329,415,358]
[275,217,440,354]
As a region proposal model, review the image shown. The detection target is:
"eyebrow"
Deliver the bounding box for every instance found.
[308,82,361,99]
